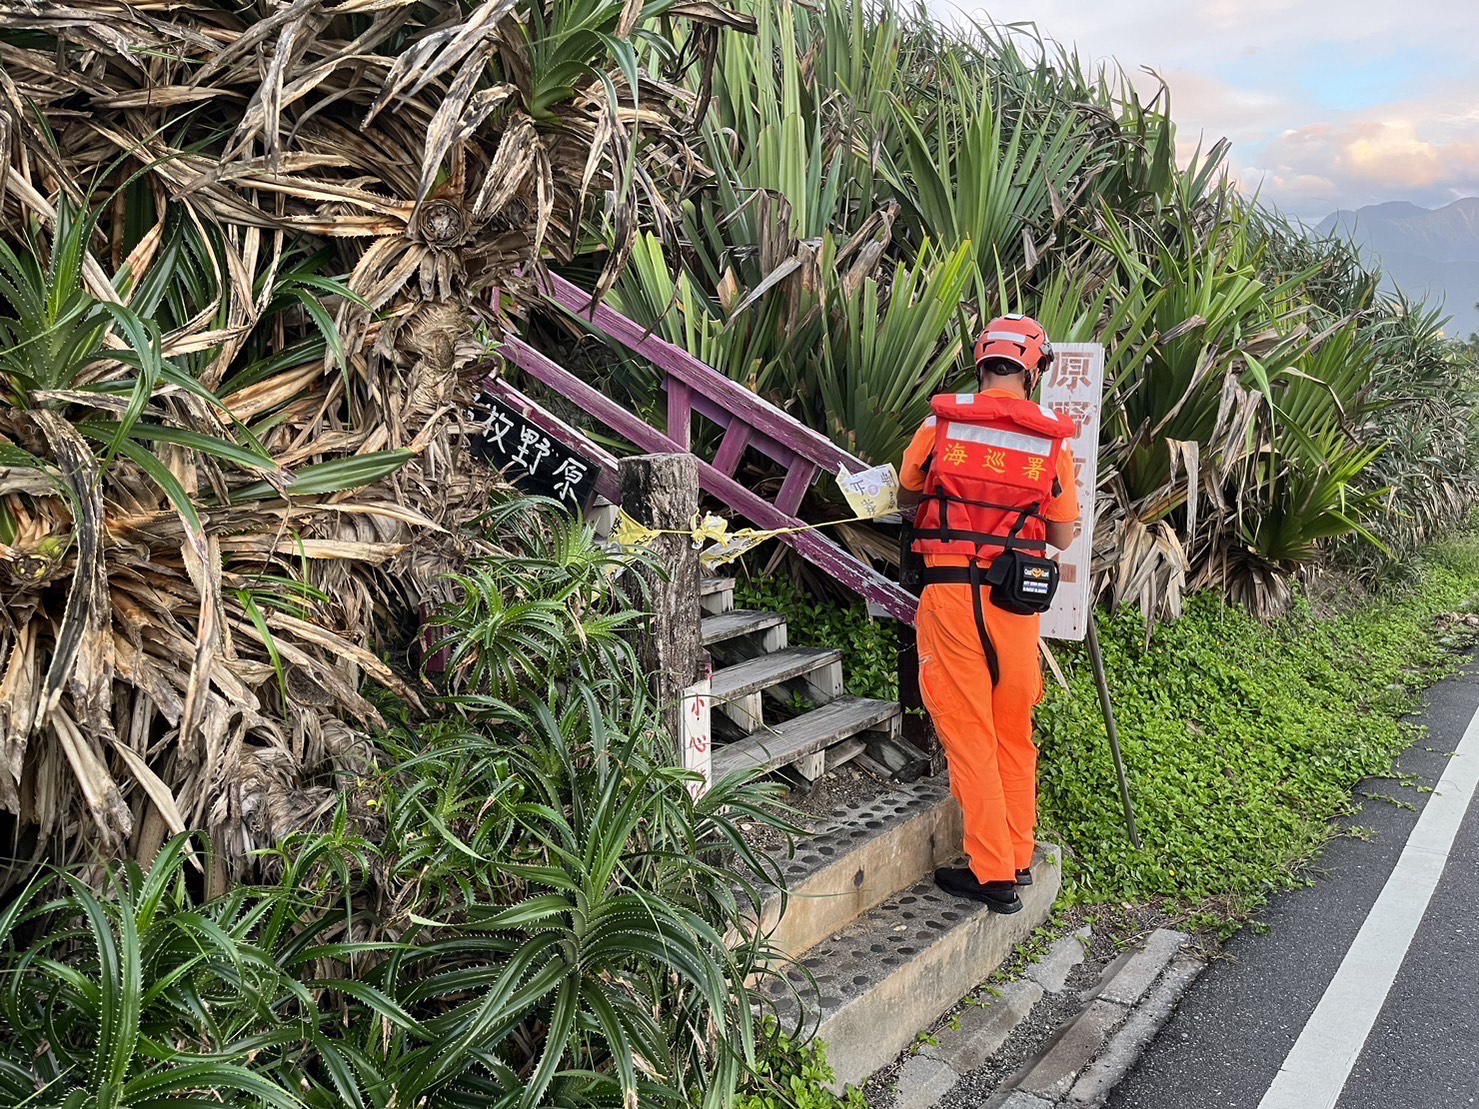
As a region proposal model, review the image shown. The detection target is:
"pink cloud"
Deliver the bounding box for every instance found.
[1247,112,1479,209]
[929,0,1479,216]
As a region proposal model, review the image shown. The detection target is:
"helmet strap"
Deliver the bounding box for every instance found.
[978,361,1037,396]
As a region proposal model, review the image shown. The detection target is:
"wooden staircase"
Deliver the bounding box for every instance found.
[471,273,932,785]
[463,285,1069,1094]
[482,271,920,625]
[699,576,903,783]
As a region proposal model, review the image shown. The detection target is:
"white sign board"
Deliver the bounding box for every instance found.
[1038,343,1105,642]
[680,674,713,799]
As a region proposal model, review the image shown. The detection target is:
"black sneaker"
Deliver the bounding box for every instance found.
[1015,868,1033,886]
[933,867,1023,914]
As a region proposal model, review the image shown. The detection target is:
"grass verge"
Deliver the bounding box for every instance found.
[741,537,1479,931]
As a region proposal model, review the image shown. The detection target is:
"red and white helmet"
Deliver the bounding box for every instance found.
[974,314,1054,373]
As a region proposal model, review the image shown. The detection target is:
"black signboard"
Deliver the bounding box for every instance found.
[468,392,599,511]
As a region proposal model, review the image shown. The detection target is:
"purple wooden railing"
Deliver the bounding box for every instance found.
[483,272,918,625]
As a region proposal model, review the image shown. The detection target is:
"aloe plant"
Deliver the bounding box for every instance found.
[0,837,318,1107]
[0,496,798,1107]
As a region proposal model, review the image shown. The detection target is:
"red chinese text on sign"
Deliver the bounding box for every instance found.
[1039,343,1105,642]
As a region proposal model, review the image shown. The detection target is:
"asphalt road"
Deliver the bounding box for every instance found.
[1105,651,1479,1109]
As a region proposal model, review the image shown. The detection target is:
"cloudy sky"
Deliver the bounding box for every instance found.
[928,0,1479,223]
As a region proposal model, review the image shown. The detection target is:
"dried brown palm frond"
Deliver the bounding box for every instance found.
[0,0,748,893]
[3,0,747,370]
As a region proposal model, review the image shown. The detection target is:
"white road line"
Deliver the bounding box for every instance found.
[1258,700,1479,1109]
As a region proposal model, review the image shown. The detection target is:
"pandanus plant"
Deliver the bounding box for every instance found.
[589,0,1475,621]
[0,0,753,892]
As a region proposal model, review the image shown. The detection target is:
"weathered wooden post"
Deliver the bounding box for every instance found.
[618,454,707,758]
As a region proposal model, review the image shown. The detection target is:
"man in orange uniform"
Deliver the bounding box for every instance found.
[899,316,1079,914]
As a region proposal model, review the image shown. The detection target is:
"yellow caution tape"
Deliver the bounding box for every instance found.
[612,512,663,551]
[698,528,773,572]
[610,463,904,572]
[690,512,732,547]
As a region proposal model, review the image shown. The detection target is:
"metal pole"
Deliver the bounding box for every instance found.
[1084,613,1141,849]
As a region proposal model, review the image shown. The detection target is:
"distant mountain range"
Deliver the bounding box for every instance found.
[1317,198,1479,339]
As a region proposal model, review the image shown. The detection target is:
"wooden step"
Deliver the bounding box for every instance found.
[713,695,901,780]
[700,575,735,616]
[701,608,786,648]
[709,646,841,700]
[709,647,842,732]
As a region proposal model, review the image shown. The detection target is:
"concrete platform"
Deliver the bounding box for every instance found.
[764,844,1063,1089]
[754,778,964,960]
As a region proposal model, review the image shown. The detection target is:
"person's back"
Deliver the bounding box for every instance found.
[898,316,1079,913]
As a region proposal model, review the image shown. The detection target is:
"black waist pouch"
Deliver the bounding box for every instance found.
[985,549,1060,615]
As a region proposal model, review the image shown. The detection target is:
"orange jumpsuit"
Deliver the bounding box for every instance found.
[900,390,1079,883]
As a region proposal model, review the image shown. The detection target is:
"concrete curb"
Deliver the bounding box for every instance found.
[981,928,1202,1109]
[1025,927,1091,993]
[892,979,1045,1108]
[1063,953,1205,1107]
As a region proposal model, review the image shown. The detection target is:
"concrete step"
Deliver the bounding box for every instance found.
[701,608,787,649]
[765,845,1062,1091]
[709,647,843,732]
[753,777,962,962]
[700,575,735,615]
[713,695,900,781]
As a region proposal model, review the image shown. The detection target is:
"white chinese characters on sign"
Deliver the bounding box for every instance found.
[512,426,552,473]
[1039,344,1105,643]
[551,457,588,502]
[680,674,713,799]
[480,406,515,453]
[468,393,599,510]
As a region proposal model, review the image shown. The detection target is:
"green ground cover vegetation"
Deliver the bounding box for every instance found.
[1039,538,1479,922]
[735,1023,868,1109]
[737,579,901,703]
[741,535,1479,928]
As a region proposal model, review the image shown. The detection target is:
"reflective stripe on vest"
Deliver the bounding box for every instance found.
[943,422,1057,457]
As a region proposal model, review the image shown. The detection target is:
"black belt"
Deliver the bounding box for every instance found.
[918,562,1002,685]
[921,566,993,586]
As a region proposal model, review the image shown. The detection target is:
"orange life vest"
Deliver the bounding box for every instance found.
[911,392,1076,563]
